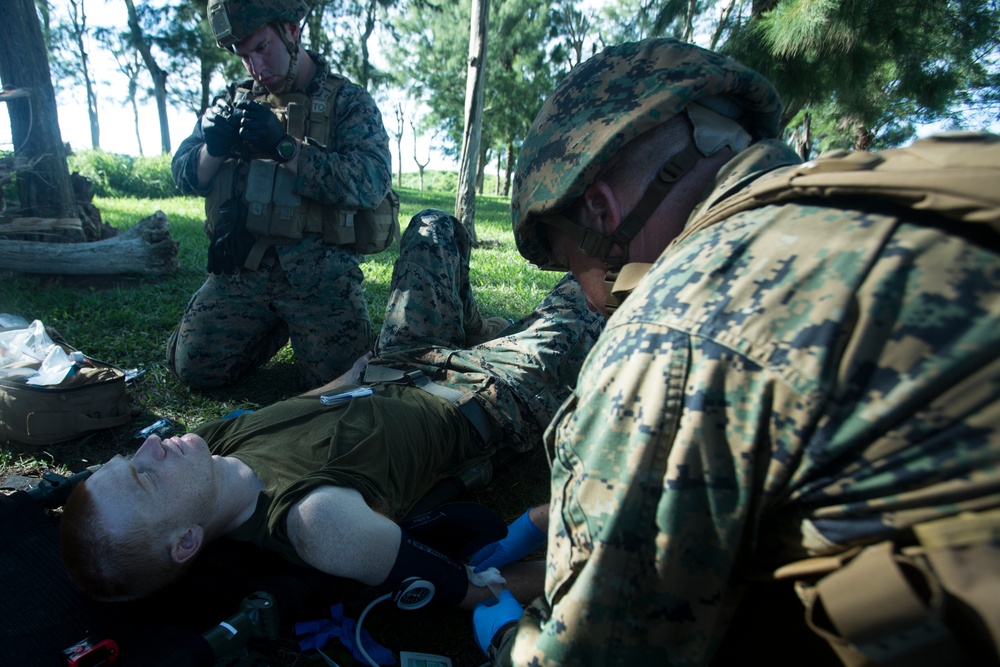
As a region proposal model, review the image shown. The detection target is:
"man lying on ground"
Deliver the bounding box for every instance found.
[59,208,604,608]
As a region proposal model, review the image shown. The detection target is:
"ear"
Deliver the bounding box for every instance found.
[283,21,301,42]
[169,525,204,565]
[580,181,622,236]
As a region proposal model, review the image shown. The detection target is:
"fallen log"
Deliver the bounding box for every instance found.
[0,217,83,235]
[0,211,178,275]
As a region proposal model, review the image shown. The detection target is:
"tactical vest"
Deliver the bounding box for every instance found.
[205,74,399,271]
[611,132,1000,665]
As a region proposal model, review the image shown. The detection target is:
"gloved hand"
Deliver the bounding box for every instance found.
[235,100,286,158]
[473,590,523,655]
[468,509,546,573]
[200,99,240,157]
[206,201,256,275]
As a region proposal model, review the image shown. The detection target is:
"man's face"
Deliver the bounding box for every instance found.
[546,224,612,317]
[86,434,217,537]
[233,23,293,93]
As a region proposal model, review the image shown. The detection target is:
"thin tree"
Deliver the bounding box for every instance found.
[65,0,100,149]
[95,27,145,155]
[123,0,170,154]
[455,0,488,243]
[410,118,435,192]
[391,102,405,188]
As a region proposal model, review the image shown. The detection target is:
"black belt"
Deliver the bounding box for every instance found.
[362,365,495,447]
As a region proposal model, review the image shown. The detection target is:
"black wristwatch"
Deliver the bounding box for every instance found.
[274,134,298,163]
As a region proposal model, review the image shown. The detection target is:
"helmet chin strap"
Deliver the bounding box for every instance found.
[273,22,301,93]
[599,142,702,313]
[603,263,655,314]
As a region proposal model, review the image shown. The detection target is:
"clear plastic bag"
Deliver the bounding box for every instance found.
[0,319,76,386]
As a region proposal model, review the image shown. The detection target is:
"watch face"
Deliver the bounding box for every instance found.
[276,137,296,161]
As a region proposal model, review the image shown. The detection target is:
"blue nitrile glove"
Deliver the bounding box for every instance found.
[473,590,523,655]
[468,509,546,572]
[295,603,395,665]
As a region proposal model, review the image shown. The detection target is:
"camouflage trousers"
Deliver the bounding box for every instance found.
[373,209,604,451]
[167,236,373,389]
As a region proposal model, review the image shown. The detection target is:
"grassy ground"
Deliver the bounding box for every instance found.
[0,188,560,666]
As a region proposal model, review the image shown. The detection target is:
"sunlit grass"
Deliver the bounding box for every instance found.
[0,186,555,438]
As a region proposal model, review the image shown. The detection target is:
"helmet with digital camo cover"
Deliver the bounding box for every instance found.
[511,38,784,270]
[207,0,308,50]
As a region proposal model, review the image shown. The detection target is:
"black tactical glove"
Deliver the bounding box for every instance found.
[207,201,257,275]
[235,100,287,159]
[201,99,241,158]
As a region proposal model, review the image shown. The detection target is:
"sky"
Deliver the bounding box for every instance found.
[0,0,458,172]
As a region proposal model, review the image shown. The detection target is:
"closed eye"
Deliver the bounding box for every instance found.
[132,466,157,492]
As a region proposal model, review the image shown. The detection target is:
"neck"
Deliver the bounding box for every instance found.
[205,455,264,539]
[290,49,316,91]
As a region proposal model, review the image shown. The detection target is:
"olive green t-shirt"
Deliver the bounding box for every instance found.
[193,383,485,566]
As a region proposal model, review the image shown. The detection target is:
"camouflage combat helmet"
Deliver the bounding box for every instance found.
[512,38,783,270]
[207,0,308,49]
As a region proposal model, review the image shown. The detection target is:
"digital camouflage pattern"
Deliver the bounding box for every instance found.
[207,0,308,48]
[511,38,783,269]
[168,53,392,388]
[372,209,605,452]
[504,137,1000,665]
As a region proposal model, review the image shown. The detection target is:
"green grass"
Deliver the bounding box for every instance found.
[0,189,560,424]
[0,186,558,666]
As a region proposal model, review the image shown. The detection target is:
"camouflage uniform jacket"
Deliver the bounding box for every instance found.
[510,139,1000,665]
[171,51,393,265]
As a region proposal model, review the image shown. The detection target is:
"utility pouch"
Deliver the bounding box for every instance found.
[779,508,1000,667]
[325,209,357,246]
[352,188,401,255]
[0,327,131,448]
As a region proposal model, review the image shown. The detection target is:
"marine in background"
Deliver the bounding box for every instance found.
[168,0,395,389]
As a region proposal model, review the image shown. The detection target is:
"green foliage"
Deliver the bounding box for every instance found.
[386,0,560,169]
[724,0,1000,151]
[68,150,177,199]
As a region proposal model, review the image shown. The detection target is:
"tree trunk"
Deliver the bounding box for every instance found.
[124,0,171,154]
[68,0,100,149]
[794,111,811,161]
[360,0,377,91]
[0,0,77,223]
[455,0,489,245]
[0,211,178,275]
[503,138,514,197]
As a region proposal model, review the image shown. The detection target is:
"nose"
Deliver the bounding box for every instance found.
[245,52,265,79]
[135,435,166,462]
